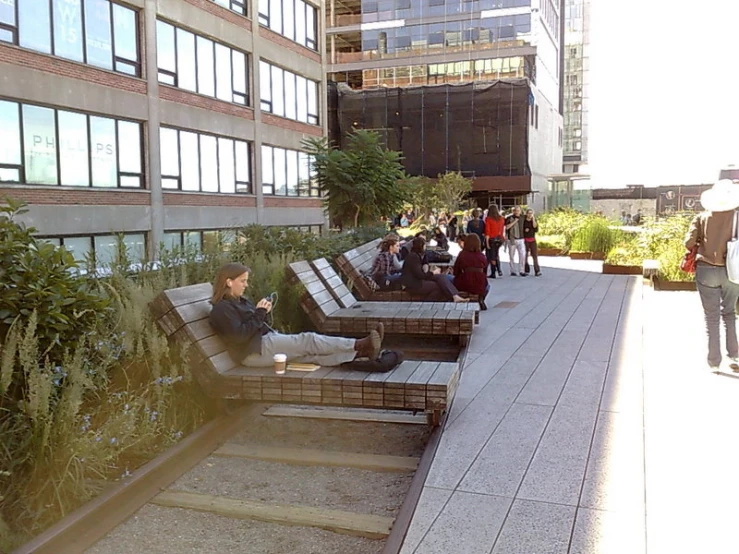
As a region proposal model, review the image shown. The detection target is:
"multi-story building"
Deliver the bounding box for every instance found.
[0,0,326,265]
[325,0,564,211]
[561,0,589,174]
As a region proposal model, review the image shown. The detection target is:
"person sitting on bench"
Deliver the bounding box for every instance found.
[401,237,469,303]
[370,237,403,290]
[209,263,384,367]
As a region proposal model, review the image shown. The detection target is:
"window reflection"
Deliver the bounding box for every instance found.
[180,131,200,191]
[261,145,318,197]
[23,105,57,185]
[53,0,84,62]
[85,0,113,69]
[58,111,90,187]
[261,61,320,125]
[18,2,51,54]
[0,101,21,167]
[90,116,117,187]
[259,0,317,51]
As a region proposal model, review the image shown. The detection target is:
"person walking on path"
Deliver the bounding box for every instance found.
[209,263,384,367]
[466,208,486,250]
[685,180,739,371]
[453,233,490,310]
[484,204,505,278]
[523,208,542,277]
[505,206,526,276]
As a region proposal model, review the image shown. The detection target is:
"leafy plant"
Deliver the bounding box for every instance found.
[303,131,412,228]
[569,217,620,254]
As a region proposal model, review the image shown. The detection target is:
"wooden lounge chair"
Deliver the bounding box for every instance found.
[309,257,479,324]
[335,239,481,306]
[288,261,475,346]
[149,283,460,424]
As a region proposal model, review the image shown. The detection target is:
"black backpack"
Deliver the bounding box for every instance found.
[344,350,404,372]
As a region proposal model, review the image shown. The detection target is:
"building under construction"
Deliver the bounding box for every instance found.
[326,0,565,210]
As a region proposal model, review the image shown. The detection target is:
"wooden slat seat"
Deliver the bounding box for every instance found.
[289,261,474,345]
[149,282,461,423]
[309,257,479,324]
[335,240,481,307]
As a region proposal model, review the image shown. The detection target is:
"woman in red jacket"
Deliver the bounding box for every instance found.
[484,204,505,278]
[453,233,490,310]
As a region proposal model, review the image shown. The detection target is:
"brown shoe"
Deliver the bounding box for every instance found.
[354,330,382,360]
[374,322,384,343]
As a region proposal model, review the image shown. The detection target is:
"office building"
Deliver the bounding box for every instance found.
[0,0,325,265]
[562,0,589,174]
[325,0,564,210]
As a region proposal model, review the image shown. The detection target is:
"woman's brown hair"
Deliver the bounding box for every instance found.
[379,238,399,252]
[463,232,482,253]
[411,236,426,254]
[487,204,502,221]
[211,262,251,305]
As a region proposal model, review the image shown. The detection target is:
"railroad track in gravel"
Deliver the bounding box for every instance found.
[14,402,446,554]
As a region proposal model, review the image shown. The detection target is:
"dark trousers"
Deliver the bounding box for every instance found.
[448,225,457,241]
[486,240,502,272]
[524,240,540,274]
[412,275,460,302]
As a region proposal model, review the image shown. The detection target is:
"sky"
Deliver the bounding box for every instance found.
[586,0,739,188]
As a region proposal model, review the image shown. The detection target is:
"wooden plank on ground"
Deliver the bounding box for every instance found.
[262,405,427,424]
[152,490,393,539]
[214,443,419,472]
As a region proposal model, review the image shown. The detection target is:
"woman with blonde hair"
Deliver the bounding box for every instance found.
[209,263,384,367]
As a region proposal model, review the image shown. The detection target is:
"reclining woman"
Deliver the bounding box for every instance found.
[370,236,403,290]
[209,263,384,367]
[401,236,469,303]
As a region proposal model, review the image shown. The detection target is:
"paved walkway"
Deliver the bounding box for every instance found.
[400,255,738,553]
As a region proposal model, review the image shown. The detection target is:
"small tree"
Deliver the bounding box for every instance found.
[303,131,412,228]
[435,172,473,215]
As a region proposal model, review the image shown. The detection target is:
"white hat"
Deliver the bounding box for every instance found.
[700,180,739,212]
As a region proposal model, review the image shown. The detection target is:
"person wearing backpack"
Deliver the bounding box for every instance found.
[686,180,739,372]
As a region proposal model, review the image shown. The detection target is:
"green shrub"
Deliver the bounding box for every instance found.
[569,218,620,254]
[0,200,111,367]
[536,234,565,251]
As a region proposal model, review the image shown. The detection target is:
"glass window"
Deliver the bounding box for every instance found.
[180,131,200,191]
[184,231,201,250]
[260,60,272,110]
[232,50,247,103]
[273,147,286,196]
[261,146,273,192]
[307,80,318,124]
[200,134,218,192]
[298,152,310,195]
[286,149,298,196]
[160,127,180,177]
[283,0,295,41]
[0,0,15,27]
[305,4,315,48]
[93,235,118,265]
[271,65,284,116]
[63,236,92,263]
[296,76,308,123]
[157,21,176,75]
[90,116,117,187]
[123,233,146,263]
[58,111,89,186]
[196,36,216,97]
[39,237,62,247]
[215,43,232,101]
[218,138,235,193]
[235,140,250,191]
[0,101,21,165]
[54,0,84,62]
[117,120,141,174]
[269,0,282,34]
[258,0,269,25]
[19,1,51,53]
[22,105,57,185]
[295,1,306,46]
[284,72,296,120]
[85,0,113,70]
[112,4,138,73]
[177,29,197,91]
[162,232,182,251]
[0,168,19,183]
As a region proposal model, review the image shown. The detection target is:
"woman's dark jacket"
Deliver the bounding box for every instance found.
[401,252,435,291]
[434,232,449,251]
[209,296,270,362]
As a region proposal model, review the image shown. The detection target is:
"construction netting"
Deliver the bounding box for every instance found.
[328,79,531,179]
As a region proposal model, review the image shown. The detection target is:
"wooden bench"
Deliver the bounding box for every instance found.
[335,240,481,306]
[288,261,475,346]
[309,257,479,324]
[149,283,461,425]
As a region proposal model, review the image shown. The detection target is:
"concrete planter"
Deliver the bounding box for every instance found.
[602,263,643,275]
[538,248,564,256]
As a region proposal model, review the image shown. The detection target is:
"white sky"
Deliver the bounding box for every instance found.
[587,0,739,188]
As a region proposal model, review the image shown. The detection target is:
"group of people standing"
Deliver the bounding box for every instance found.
[464,205,542,278]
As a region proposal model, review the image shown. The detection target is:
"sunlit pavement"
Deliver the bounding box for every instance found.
[399,252,738,553]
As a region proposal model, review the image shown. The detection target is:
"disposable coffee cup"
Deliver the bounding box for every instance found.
[273,353,287,374]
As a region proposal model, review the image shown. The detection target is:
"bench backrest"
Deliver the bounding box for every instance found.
[335,238,382,301]
[288,260,341,331]
[150,283,240,381]
[310,258,359,309]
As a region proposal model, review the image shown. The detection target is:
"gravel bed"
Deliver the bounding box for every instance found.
[172,456,412,517]
[86,504,383,554]
[230,412,430,457]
